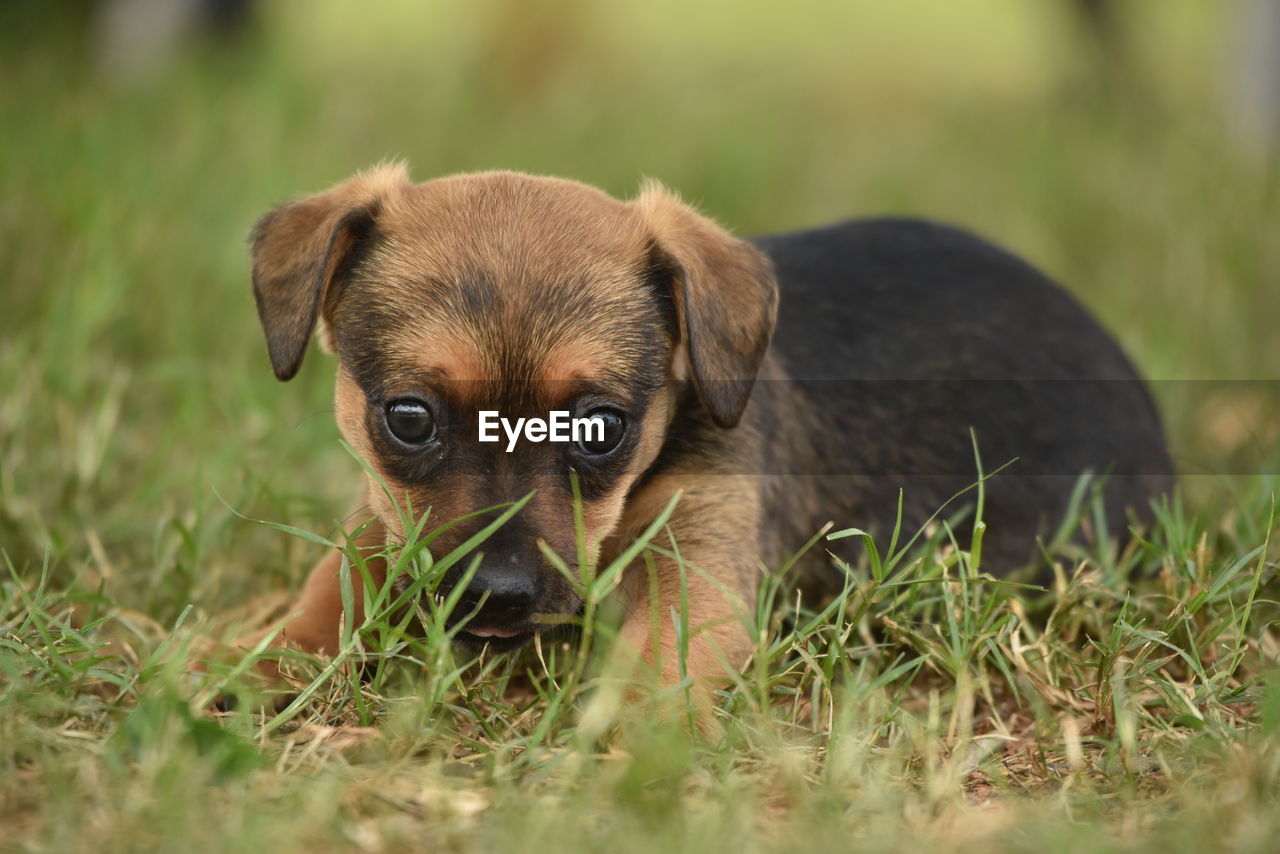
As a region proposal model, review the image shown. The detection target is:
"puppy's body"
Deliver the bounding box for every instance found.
[239,167,1172,705]
[746,219,1172,590]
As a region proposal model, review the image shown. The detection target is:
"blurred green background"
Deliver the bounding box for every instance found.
[1,0,1277,619]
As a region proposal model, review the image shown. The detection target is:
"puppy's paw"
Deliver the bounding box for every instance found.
[579,671,724,749]
[187,627,301,714]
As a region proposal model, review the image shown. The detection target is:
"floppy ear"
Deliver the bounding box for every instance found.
[249,162,410,381]
[634,182,779,428]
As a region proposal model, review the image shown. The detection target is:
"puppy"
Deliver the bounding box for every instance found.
[242,163,1172,699]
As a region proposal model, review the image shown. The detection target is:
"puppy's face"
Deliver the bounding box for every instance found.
[250,166,777,648]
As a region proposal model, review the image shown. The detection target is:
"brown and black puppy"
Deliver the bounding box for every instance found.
[242,163,1172,699]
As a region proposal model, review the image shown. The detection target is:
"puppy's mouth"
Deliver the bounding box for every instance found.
[454,624,535,652]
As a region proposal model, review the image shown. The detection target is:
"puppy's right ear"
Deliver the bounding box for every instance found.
[249,163,410,380]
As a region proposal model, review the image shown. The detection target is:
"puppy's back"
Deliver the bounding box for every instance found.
[758,218,1140,381]
[750,218,1173,577]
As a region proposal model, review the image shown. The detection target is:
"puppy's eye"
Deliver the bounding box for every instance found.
[385,399,437,445]
[577,408,625,456]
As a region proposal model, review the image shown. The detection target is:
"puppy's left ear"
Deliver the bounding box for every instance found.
[250,162,410,381]
[635,183,779,428]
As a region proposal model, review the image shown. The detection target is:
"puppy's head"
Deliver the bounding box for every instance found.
[249,164,777,648]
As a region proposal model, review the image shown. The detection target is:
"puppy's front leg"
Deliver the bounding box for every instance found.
[229,516,388,677]
[605,475,759,732]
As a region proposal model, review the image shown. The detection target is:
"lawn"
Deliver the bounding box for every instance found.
[1,2,1278,852]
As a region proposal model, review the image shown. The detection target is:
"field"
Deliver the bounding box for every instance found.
[2,2,1278,851]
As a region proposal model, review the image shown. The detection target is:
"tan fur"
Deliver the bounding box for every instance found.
[357,172,649,308]
[539,337,612,389]
[608,472,758,684]
[412,333,488,386]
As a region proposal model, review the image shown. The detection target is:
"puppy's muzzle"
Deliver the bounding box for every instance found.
[451,560,539,650]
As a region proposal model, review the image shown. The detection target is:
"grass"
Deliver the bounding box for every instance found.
[2,1,1279,851]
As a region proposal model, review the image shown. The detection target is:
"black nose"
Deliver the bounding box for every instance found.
[457,562,537,625]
